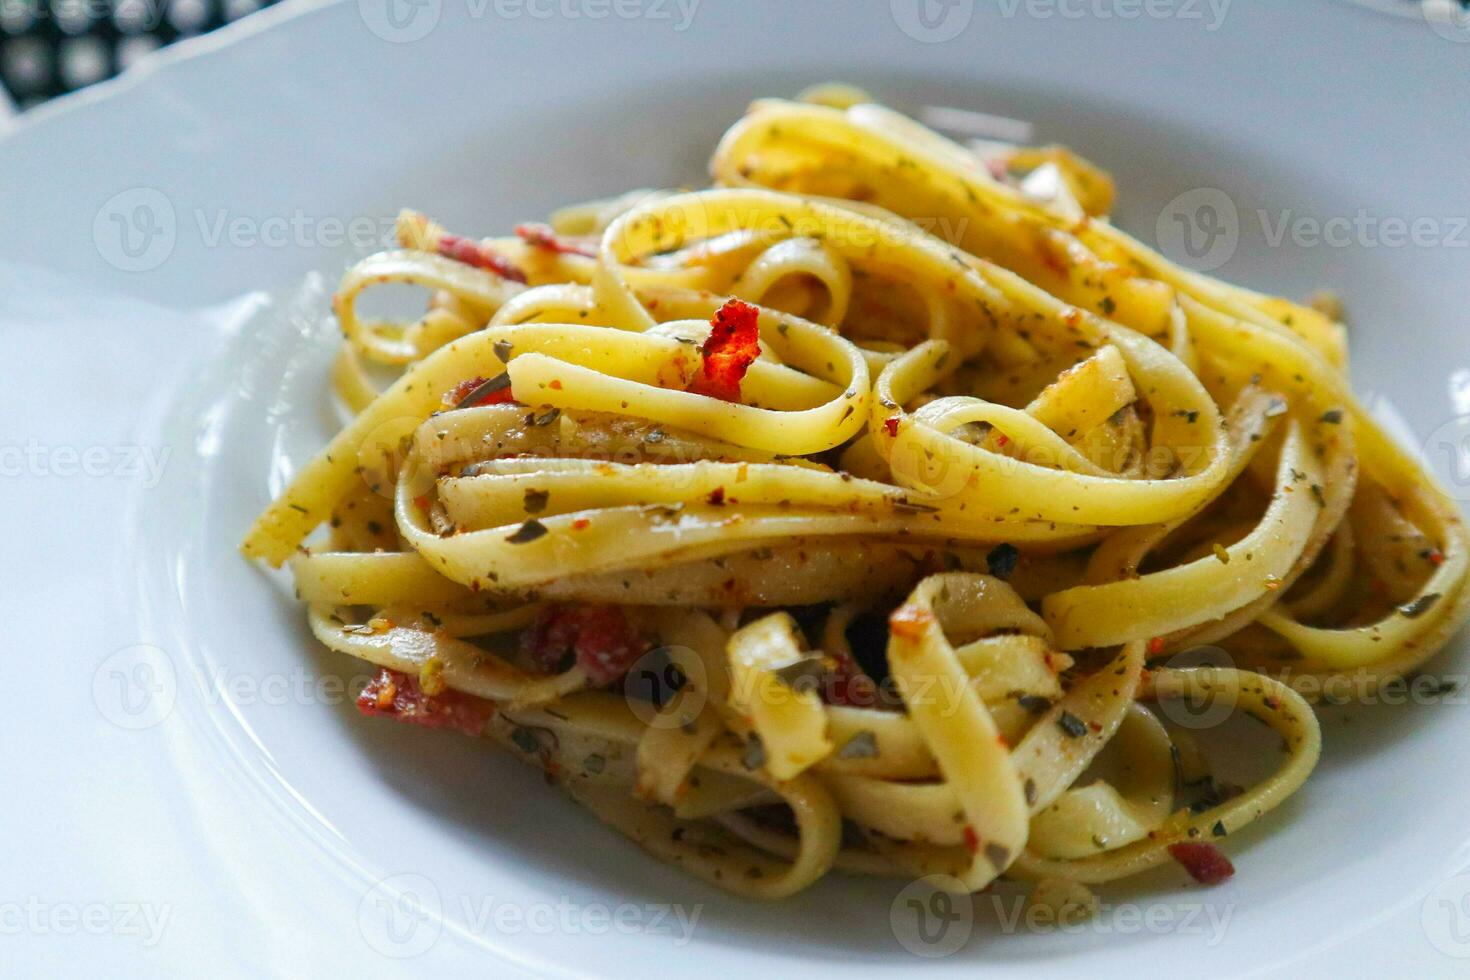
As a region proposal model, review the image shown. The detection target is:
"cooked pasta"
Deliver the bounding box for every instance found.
[242,88,1469,902]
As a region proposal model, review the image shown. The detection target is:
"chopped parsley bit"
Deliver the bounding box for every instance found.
[1211,820,1228,837]
[510,727,540,753]
[583,753,606,775]
[1017,694,1052,714]
[985,843,1010,869]
[986,542,1020,579]
[531,407,560,426]
[1057,711,1088,738]
[1398,593,1442,619]
[741,733,767,771]
[288,503,309,514]
[523,488,550,513]
[771,656,826,694]
[505,519,549,543]
[1099,296,1116,316]
[837,730,880,760]
[1319,409,1344,425]
[493,339,514,363]
[1024,778,1037,805]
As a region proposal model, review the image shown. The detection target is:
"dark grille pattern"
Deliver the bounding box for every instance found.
[0,0,282,110]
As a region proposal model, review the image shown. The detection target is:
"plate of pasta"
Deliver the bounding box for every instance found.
[8,0,1470,976]
[244,80,1470,903]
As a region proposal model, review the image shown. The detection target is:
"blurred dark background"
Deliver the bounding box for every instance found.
[0,0,283,111]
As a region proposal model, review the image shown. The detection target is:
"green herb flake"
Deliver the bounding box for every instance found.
[1399,593,1442,619]
[1057,711,1088,738]
[741,733,767,771]
[837,730,879,760]
[506,519,549,544]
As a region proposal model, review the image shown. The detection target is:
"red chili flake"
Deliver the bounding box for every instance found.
[882,416,900,437]
[962,826,980,854]
[1039,244,1070,277]
[1428,549,1446,567]
[514,222,598,259]
[888,604,934,642]
[1147,636,1166,656]
[520,604,650,686]
[706,486,726,506]
[1168,842,1235,885]
[994,433,1010,448]
[356,668,493,737]
[686,299,761,402]
[435,233,527,283]
[444,375,515,408]
[571,518,591,530]
[413,494,431,511]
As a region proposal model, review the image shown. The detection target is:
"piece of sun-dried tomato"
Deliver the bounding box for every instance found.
[356,668,494,737]
[1167,841,1235,885]
[520,604,650,686]
[435,233,528,283]
[514,222,598,259]
[823,649,879,708]
[686,298,761,403]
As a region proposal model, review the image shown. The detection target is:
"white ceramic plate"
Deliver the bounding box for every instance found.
[6,1,1470,975]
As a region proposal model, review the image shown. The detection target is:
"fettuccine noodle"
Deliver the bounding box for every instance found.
[243,88,1469,904]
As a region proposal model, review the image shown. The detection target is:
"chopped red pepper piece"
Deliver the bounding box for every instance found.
[514,222,598,259]
[1167,841,1235,885]
[520,604,650,685]
[882,416,900,437]
[686,299,761,402]
[445,375,514,408]
[436,233,528,283]
[1147,636,1166,656]
[356,668,494,737]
